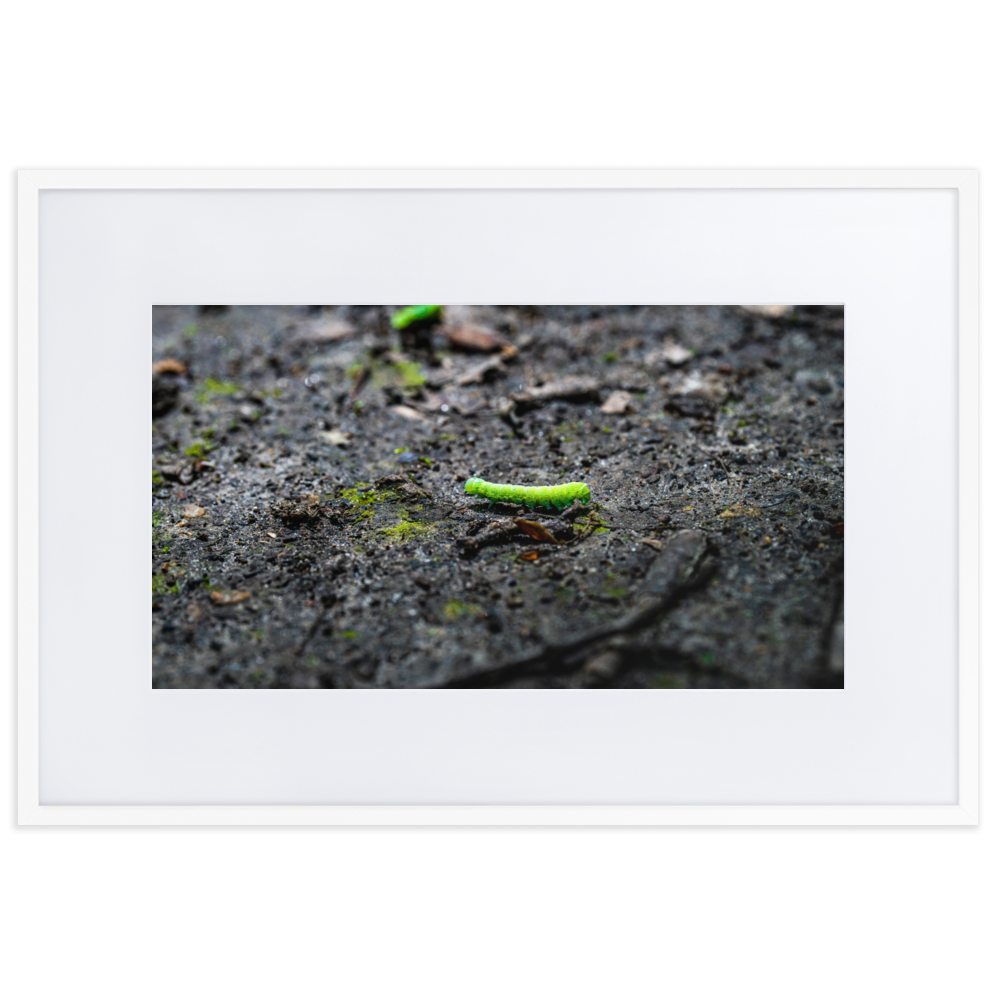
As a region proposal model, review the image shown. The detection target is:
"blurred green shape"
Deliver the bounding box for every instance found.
[390,304,442,330]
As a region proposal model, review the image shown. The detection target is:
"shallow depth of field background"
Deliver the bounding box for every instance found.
[152,304,843,689]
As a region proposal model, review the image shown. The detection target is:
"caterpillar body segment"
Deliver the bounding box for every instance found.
[390,304,442,330]
[464,477,591,511]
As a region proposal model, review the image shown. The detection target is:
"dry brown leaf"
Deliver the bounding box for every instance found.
[319,430,351,447]
[740,304,792,318]
[638,537,663,551]
[445,324,512,353]
[182,504,206,518]
[513,518,559,544]
[600,390,633,415]
[209,590,251,606]
[519,550,540,561]
[152,358,187,375]
[389,404,429,422]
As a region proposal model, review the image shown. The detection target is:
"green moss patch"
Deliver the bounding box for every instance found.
[443,599,483,620]
[195,377,241,404]
[379,520,436,544]
[152,574,179,596]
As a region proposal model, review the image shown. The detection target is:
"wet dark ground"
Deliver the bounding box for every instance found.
[152,305,844,688]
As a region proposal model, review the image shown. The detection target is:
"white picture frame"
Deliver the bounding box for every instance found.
[18,171,978,823]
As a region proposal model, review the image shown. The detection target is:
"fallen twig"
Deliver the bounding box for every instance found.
[436,529,712,686]
[698,444,730,477]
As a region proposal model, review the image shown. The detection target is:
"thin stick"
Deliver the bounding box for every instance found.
[698,444,730,478]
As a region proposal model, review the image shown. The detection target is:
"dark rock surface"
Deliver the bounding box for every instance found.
[152,304,844,688]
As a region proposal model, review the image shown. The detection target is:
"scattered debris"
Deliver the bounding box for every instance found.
[158,462,199,485]
[445,324,513,354]
[759,491,800,508]
[559,502,590,522]
[270,498,328,526]
[740,304,792,318]
[600,390,633,415]
[209,590,252,606]
[512,518,560,545]
[718,502,761,518]
[319,430,352,447]
[645,341,691,366]
[152,304,843,690]
[389,405,429,422]
[349,365,370,400]
[152,358,187,375]
[697,444,731,477]
[509,375,601,412]
[677,371,728,403]
[456,515,572,557]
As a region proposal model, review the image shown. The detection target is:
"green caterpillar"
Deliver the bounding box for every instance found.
[464,477,591,511]
[391,304,442,330]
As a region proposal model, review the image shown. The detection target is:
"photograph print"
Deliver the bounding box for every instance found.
[152,304,844,689]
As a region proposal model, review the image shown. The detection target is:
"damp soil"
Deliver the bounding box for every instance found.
[152,304,844,689]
